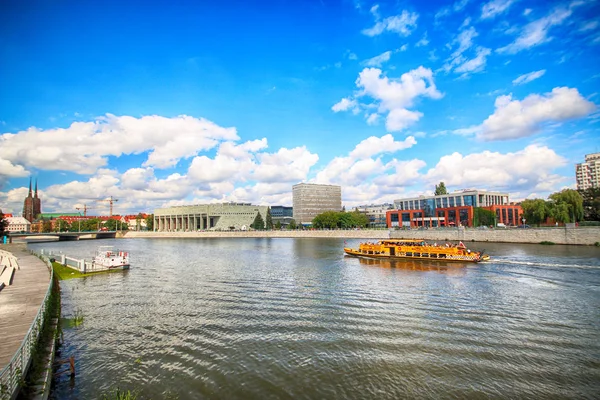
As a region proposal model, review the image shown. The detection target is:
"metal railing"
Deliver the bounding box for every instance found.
[0,252,54,400]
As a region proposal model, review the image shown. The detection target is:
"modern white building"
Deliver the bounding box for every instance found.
[393,189,511,211]
[576,152,600,190]
[6,217,31,233]
[355,203,393,228]
[292,183,342,225]
[154,203,269,232]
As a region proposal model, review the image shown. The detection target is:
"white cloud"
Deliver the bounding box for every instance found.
[523,8,532,16]
[366,113,380,125]
[512,69,546,85]
[435,0,471,21]
[579,20,598,32]
[416,32,429,47]
[363,10,419,37]
[362,51,392,67]
[334,66,442,131]
[424,145,567,192]
[399,44,408,52]
[350,134,417,159]
[497,6,574,54]
[455,87,596,141]
[332,97,358,112]
[442,27,491,76]
[0,114,238,175]
[315,134,418,187]
[481,0,516,19]
[253,146,319,183]
[455,47,492,75]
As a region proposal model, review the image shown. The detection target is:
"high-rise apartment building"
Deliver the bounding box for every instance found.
[576,152,600,190]
[292,183,342,225]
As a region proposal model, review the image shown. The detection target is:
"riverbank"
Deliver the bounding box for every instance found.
[122,227,600,245]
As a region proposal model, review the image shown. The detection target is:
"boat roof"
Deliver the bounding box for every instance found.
[380,239,426,243]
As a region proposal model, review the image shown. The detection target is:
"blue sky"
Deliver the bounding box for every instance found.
[1,0,599,216]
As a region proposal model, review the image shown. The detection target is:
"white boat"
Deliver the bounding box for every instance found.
[93,246,130,269]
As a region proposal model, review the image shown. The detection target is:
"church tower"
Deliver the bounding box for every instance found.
[23,178,35,222]
[33,179,42,219]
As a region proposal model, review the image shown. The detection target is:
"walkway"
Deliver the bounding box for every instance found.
[0,244,51,368]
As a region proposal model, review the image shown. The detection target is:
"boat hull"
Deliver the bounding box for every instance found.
[344,247,484,263]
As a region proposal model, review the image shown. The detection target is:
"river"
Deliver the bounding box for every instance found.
[27,238,600,399]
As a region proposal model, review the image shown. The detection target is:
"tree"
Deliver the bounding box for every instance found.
[145,214,154,231]
[312,211,339,229]
[473,207,495,227]
[275,221,282,230]
[251,212,265,230]
[580,188,600,221]
[549,189,584,222]
[42,220,53,233]
[520,199,550,225]
[136,213,143,231]
[435,182,448,195]
[266,208,273,230]
[0,212,8,238]
[349,210,369,228]
[288,219,297,230]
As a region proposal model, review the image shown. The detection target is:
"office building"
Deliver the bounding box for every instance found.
[387,189,522,228]
[292,183,342,225]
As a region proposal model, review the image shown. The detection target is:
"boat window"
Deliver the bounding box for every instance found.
[414,253,420,257]
[406,252,412,256]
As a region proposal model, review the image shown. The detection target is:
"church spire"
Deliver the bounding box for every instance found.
[34,179,38,198]
[29,177,32,197]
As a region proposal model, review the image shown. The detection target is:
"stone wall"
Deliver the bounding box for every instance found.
[124,230,390,240]
[123,228,600,245]
[390,227,600,246]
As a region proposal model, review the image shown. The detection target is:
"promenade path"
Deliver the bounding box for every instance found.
[0,244,51,368]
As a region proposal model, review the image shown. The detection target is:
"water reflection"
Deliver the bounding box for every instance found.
[351,255,469,274]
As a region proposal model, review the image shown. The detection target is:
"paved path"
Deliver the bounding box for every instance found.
[0,244,51,369]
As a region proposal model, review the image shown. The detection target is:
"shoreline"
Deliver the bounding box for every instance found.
[121,227,600,246]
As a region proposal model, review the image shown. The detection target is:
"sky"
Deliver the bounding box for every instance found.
[1,0,599,217]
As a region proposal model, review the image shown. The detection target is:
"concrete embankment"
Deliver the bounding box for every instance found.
[123,227,600,245]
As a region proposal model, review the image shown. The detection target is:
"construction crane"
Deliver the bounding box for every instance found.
[96,196,119,217]
[75,204,94,217]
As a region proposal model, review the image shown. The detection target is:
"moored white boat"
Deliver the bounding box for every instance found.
[93,246,130,269]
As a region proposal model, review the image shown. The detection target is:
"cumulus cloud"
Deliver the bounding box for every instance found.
[0,114,238,175]
[512,69,546,85]
[362,51,392,67]
[332,67,442,131]
[315,134,418,187]
[363,9,419,37]
[497,5,574,54]
[424,145,567,192]
[453,87,596,141]
[481,0,516,19]
[332,98,358,112]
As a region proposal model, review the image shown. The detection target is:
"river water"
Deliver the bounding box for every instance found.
[28,238,600,399]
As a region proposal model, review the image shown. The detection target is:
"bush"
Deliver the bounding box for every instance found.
[540,241,555,245]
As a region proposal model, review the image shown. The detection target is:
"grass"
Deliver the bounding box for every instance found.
[51,261,125,280]
[540,241,555,245]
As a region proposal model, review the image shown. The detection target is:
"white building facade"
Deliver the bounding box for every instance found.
[6,217,31,233]
[292,183,342,225]
[576,152,600,190]
[154,203,269,232]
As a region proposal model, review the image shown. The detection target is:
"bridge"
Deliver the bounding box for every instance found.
[7,231,118,243]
